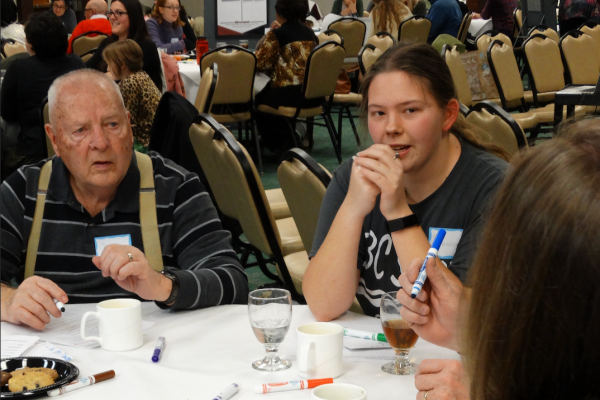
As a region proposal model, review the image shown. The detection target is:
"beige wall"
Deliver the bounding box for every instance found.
[315,0,334,16]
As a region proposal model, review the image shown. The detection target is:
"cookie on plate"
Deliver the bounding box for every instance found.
[12,367,59,380]
[1,370,12,386]
[8,371,55,393]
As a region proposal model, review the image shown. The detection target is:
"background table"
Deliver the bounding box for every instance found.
[1,304,460,399]
[179,61,202,103]
[553,85,600,125]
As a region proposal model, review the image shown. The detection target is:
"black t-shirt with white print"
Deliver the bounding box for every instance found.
[309,137,508,317]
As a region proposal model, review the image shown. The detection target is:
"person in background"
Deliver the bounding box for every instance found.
[472,0,518,38]
[47,0,76,34]
[86,0,163,91]
[67,0,112,54]
[370,0,413,39]
[557,0,596,34]
[146,0,186,54]
[396,117,600,400]
[332,0,364,17]
[255,0,317,153]
[303,42,509,321]
[426,0,462,43]
[102,39,161,152]
[1,13,84,179]
[178,5,196,51]
[1,0,17,28]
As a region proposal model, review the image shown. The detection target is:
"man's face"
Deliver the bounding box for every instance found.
[46,80,133,194]
[84,7,95,19]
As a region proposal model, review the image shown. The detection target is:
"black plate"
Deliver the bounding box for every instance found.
[1,357,79,398]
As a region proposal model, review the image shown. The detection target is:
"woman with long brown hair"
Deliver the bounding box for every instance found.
[303,42,509,321]
[397,117,600,400]
[370,0,412,39]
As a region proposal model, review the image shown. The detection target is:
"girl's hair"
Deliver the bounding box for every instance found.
[371,0,411,34]
[102,39,144,76]
[151,0,185,27]
[359,42,510,161]
[275,0,308,23]
[464,118,600,400]
[111,0,149,41]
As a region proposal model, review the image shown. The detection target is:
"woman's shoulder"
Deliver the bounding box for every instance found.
[146,17,160,27]
[461,140,509,177]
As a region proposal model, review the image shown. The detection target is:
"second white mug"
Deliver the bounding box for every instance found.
[297,322,343,379]
[80,298,143,352]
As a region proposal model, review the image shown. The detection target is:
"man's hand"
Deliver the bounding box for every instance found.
[397,257,464,350]
[92,245,171,302]
[1,278,68,330]
[472,12,481,19]
[270,20,281,30]
[415,360,469,400]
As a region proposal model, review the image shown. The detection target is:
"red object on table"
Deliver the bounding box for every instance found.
[196,36,209,65]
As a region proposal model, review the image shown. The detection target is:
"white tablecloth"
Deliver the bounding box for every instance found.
[1,304,460,399]
[178,61,202,103]
[468,19,494,38]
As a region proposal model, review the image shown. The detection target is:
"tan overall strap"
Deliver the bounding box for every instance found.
[135,152,164,272]
[24,160,53,279]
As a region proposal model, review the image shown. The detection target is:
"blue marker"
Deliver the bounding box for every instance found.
[152,337,165,362]
[410,229,446,299]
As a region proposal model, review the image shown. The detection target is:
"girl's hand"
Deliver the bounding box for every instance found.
[344,157,381,218]
[353,144,411,220]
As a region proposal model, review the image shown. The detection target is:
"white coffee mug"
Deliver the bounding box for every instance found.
[312,383,367,400]
[80,299,143,352]
[297,322,343,379]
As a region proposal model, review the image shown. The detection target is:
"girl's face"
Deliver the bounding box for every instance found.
[160,0,180,23]
[367,71,456,175]
[109,2,130,39]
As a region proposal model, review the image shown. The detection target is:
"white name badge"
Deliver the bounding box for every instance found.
[429,228,463,260]
[94,234,132,257]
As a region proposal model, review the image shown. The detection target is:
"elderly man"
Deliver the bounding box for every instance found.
[0,69,248,331]
[67,0,112,54]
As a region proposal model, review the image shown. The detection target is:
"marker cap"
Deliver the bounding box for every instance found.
[152,349,161,362]
[308,378,334,388]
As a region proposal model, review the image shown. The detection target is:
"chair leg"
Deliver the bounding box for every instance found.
[284,118,299,147]
[237,121,243,142]
[345,105,360,146]
[324,111,342,163]
[254,249,281,282]
[337,105,344,140]
[252,116,264,175]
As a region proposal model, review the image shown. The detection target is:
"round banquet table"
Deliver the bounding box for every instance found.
[1,304,460,399]
[178,61,202,104]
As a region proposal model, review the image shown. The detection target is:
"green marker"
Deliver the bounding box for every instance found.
[343,328,388,343]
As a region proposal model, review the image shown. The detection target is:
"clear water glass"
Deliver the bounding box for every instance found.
[248,288,292,371]
[380,291,419,375]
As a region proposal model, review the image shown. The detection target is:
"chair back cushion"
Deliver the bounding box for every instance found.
[278,159,329,251]
[304,42,346,99]
[4,42,26,57]
[476,32,512,51]
[329,18,366,58]
[444,45,472,106]
[489,42,524,102]
[561,33,600,84]
[366,32,395,52]
[528,26,559,42]
[359,44,383,75]
[524,35,565,93]
[466,109,519,156]
[194,65,216,113]
[580,24,600,62]
[318,30,343,46]
[398,16,431,43]
[200,47,256,107]
[72,34,107,56]
[457,13,473,43]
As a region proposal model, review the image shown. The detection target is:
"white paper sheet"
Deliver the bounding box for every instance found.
[1,335,40,358]
[3,310,155,348]
[24,342,74,361]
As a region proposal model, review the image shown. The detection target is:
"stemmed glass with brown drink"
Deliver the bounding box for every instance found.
[380,291,419,375]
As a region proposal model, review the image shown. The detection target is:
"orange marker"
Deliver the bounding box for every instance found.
[255,378,333,394]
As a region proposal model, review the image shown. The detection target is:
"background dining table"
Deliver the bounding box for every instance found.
[1,303,460,399]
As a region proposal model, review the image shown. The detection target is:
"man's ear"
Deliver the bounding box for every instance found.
[45,124,60,157]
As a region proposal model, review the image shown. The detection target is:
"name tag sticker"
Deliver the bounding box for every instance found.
[94,234,132,257]
[429,228,463,259]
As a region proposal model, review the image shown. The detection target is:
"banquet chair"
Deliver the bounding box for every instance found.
[363,11,370,17]
[318,29,344,46]
[276,148,331,296]
[398,16,431,43]
[366,31,396,52]
[527,25,559,43]
[194,63,218,114]
[465,101,527,158]
[40,97,55,158]
[457,12,473,43]
[200,45,262,172]
[358,43,383,76]
[476,30,512,51]
[256,41,346,163]
[329,17,367,70]
[559,30,600,85]
[488,39,584,129]
[513,7,524,42]
[579,21,600,62]
[3,42,26,58]
[71,31,109,57]
[79,48,97,62]
[188,114,305,303]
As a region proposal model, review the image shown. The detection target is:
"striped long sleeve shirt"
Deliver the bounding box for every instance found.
[0,152,248,309]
